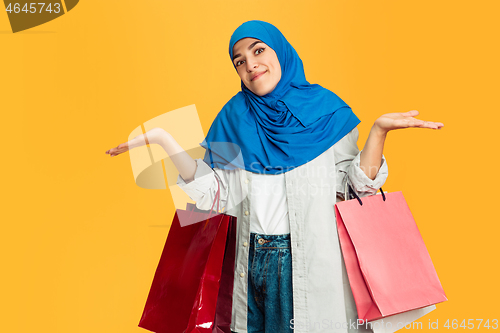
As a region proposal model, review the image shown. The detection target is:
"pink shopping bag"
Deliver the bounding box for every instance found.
[335,185,447,322]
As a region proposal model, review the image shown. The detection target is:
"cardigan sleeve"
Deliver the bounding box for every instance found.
[176,158,229,211]
[334,126,389,200]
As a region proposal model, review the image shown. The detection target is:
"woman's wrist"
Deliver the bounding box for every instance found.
[370,123,389,140]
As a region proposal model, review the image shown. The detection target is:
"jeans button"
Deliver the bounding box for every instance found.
[258,238,265,245]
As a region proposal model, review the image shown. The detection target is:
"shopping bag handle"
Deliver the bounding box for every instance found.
[186,169,222,219]
[208,174,221,219]
[206,144,222,217]
[345,183,386,206]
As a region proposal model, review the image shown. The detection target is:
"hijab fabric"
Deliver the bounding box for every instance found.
[201,20,360,174]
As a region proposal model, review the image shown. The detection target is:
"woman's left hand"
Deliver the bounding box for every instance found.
[373,110,444,134]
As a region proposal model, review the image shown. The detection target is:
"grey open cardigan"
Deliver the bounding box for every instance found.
[177,127,388,333]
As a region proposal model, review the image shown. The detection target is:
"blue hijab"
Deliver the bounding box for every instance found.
[201,20,360,174]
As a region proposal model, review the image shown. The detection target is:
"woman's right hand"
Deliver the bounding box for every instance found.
[105,127,168,157]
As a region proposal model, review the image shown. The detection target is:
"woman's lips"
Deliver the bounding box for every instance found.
[252,70,267,81]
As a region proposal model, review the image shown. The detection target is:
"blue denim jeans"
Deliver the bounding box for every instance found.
[233,232,294,333]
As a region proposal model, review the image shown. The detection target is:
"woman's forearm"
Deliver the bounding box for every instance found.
[157,132,197,182]
[359,125,387,180]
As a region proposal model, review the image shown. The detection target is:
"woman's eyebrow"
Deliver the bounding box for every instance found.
[232,40,264,62]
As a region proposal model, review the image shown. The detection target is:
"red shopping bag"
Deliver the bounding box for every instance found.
[335,185,447,322]
[139,177,236,333]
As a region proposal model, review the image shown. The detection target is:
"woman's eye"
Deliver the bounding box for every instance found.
[234,48,265,66]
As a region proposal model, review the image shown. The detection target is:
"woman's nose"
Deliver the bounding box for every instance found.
[246,58,258,72]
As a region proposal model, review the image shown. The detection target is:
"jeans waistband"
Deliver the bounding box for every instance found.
[250,232,291,249]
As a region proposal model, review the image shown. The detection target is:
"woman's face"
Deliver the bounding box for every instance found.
[232,37,282,96]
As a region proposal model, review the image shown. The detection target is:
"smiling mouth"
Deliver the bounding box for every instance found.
[252,71,267,81]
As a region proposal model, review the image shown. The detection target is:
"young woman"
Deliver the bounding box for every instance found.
[106,20,443,333]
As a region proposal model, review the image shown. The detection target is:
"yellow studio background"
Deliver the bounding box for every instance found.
[1,0,498,332]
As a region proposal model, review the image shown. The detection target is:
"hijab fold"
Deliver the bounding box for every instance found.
[202,20,360,174]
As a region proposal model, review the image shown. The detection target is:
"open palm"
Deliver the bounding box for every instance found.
[374,110,444,132]
[105,128,167,157]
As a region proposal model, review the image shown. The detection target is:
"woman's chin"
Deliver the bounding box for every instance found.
[252,87,274,97]
[245,82,277,97]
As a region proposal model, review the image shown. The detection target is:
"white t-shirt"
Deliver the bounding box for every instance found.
[249,172,290,235]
